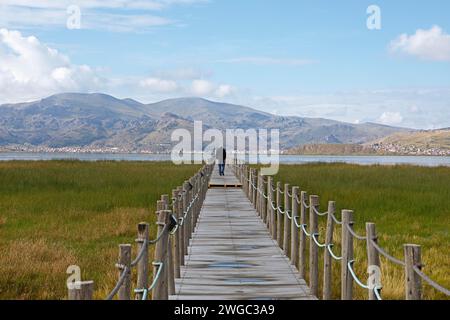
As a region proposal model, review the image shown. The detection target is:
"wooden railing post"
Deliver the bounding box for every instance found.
[256,172,260,214]
[118,244,132,300]
[244,166,248,197]
[283,184,291,256]
[341,210,354,300]
[152,210,170,300]
[247,167,251,199]
[247,169,253,202]
[172,189,181,280]
[404,244,422,300]
[135,222,149,300]
[161,195,175,297]
[68,281,94,300]
[188,178,194,238]
[290,187,300,267]
[276,182,282,247]
[182,181,190,255]
[309,195,320,297]
[177,187,185,267]
[261,175,267,224]
[298,191,308,278]
[252,169,257,208]
[268,176,276,240]
[366,222,381,300]
[323,201,336,300]
[259,174,263,217]
[194,174,200,225]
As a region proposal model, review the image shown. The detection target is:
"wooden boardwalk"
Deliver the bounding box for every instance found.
[171,168,315,300]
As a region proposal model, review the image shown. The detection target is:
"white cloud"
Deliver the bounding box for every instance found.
[0,0,208,10]
[153,67,212,80]
[377,112,403,126]
[0,29,236,102]
[390,26,450,61]
[0,28,102,103]
[190,79,215,96]
[219,57,317,66]
[215,84,234,98]
[189,80,234,98]
[0,0,208,32]
[140,77,179,93]
[240,88,450,130]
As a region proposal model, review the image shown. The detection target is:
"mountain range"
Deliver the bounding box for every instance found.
[0,93,412,152]
[370,128,450,150]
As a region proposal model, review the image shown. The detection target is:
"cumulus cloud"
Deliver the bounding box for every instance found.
[140,77,179,93]
[390,26,450,61]
[189,80,234,98]
[215,84,235,98]
[242,88,450,130]
[0,28,102,103]
[0,29,236,103]
[377,112,403,126]
[190,79,215,96]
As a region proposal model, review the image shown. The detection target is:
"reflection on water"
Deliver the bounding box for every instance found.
[0,152,449,167]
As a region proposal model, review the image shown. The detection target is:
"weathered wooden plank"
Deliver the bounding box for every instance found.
[173,169,316,300]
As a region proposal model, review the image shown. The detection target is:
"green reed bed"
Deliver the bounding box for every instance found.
[0,161,199,299]
[272,163,450,300]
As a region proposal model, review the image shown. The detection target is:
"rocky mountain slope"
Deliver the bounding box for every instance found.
[0,93,411,151]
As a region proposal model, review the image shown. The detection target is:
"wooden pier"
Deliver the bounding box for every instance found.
[69,163,449,301]
[171,169,315,300]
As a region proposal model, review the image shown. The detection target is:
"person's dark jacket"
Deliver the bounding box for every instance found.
[216,147,227,164]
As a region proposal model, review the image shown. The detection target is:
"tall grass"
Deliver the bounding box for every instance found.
[0,161,199,299]
[274,163,450,300]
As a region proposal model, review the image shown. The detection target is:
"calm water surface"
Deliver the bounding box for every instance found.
[0,152,449,167]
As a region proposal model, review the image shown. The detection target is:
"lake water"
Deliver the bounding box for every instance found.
[0,152,449,167]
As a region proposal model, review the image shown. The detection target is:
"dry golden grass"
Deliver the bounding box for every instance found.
[0,161,199,299]
[274,163,450,300]
[0,239,77,299]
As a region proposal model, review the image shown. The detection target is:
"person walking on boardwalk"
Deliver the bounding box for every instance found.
[216,147,227,176]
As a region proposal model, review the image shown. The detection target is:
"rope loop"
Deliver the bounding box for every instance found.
[327,244,343,261]
[348,260,370,290]
[346,223,367,241]
[312,233,327,248]
[312,205,329,217]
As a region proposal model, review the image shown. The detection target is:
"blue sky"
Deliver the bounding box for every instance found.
[0,0,449,128]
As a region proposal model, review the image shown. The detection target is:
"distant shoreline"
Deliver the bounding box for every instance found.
[0,150,449,157]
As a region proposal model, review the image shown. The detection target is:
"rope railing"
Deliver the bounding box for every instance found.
[369,239,405,266]
[413,266,450,296]
[68,164,213,301]
[312,233,327,248]
[131,239,148,267]
[149,224,170,245]
[345,223,367,241]
[327,244,343,261]
[231,161,449,301]
[348,260,370,290]
[330,212,343,225]
[300,224,312,237]
[105,266,130,300]
[134,262,164,301]
[373,286,383,301]
[312,205,329,217]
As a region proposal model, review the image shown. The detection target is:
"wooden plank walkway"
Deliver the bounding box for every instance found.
[171,168,316,300]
